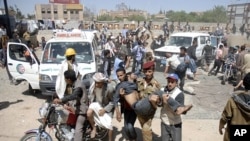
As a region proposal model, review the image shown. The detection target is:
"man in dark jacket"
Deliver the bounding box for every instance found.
[187,39,198,81]
[53,70,88,141]
[41,36,46,50]
[101,50,112,79]
[219,72,250,141]
[202,39,214,72]
[100,31,107,49]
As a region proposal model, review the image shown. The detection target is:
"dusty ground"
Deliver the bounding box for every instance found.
[0,29,248,141]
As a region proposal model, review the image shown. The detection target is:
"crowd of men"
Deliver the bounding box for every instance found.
[1,20,250,141]
[51,26,195,141]
[51,22,250,141]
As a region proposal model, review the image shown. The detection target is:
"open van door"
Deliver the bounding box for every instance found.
[7,42,40,91]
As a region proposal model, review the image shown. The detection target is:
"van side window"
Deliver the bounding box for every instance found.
[9,44,31,63]
[200,36,206,44]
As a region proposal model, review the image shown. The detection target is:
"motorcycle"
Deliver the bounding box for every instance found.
[20,102,108,141]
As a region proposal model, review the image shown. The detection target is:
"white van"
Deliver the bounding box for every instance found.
[154,32,210,70]
[7,29,98,95]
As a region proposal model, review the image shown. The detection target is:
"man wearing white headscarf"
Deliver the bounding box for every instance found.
[87,72,115,141]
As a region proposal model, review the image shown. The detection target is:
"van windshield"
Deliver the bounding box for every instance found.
[168,36,192,47]
[42,42,93,64]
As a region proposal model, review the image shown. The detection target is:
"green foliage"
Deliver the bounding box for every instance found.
[97,14,113,21]
[9,5,25,19]
[165,5,227,23]
[113,16,123,22]
[27,14,35,19]
[127,14,146,21]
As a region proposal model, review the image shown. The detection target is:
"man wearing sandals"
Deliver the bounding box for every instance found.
[87,72,115,141]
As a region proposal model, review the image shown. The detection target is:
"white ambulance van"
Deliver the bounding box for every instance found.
[7,29,98,95]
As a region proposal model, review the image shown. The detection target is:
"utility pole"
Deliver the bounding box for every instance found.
[3,0,12,38]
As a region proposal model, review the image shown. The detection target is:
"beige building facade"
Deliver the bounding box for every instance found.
[98,9,149,19]
[35,4,84,20]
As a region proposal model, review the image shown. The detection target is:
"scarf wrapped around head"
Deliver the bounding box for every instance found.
[89,72,107,98]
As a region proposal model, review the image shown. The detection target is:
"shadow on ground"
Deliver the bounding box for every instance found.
[0,99,23,110]
[113,127,161,141]
[22,89,55,102]
[183,90,196,95]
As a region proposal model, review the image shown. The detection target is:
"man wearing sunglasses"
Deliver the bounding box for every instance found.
[161,73,186,141]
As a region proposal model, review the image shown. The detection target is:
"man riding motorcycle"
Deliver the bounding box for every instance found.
[87,72,115,140]
[53,70,88,141]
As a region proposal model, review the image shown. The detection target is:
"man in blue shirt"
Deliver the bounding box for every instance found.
[132,41,146,76]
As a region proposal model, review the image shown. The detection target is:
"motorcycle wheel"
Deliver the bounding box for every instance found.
[222,69,228,85]
[20,133,52,141]
[95,128,108,140]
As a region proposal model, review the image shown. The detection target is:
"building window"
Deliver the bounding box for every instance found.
[75,11,79,14]
[47,9,51,14]
[64,10,67,14]
[41,8,45,14]
[70,10,74,14]
[54,10,58,14]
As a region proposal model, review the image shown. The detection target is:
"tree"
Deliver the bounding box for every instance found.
[115,2,128,11]
[127,14,146,21]
[167,11,188,22]
[113,16,123,22]
[164,6,227,23]
[27,14,35,19]
[8,5,25,19]
[97,14,113,21]
[83,6,95,20]
[159,9,163,14]
[14,5,25,19]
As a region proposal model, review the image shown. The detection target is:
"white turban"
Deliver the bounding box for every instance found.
[92,72,106,82]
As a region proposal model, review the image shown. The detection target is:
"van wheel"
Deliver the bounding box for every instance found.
[28,84,35,95]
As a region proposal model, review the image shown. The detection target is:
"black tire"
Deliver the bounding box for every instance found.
[221,80,225,85]
[20,133,52,141]
[222,69,228,85]
[95,128,108,140]
[83,126,108,141]
[28,84,35,95]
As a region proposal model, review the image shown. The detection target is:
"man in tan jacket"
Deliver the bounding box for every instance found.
[219,72,250,141]
[242,51,250,76]
[234,49,250,90]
